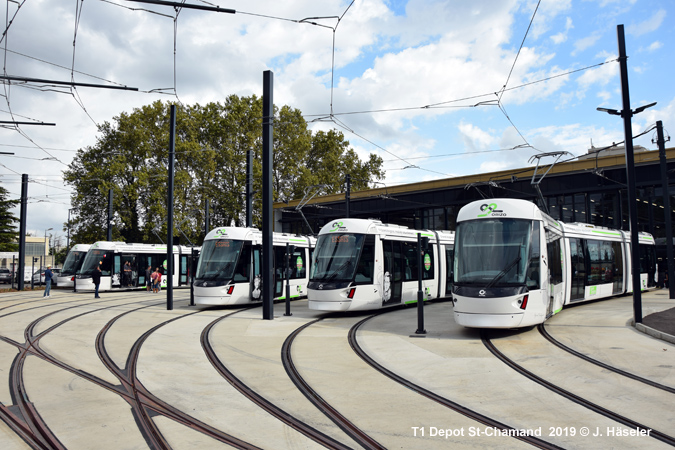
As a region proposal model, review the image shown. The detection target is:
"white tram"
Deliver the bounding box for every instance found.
[452,198,656,328]
[56,243,91,288]
[193,227,315,306]
[308,218,455,311]
[76,241,199,292]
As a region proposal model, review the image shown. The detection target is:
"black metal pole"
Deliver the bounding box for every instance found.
[246,149,253,228]
[262,70,274,320]
[205,199,210,235]
[190,247,196,306]
[415,233,426,334]
[656,120,675,299]
[345,174,351,218]
[18,174,27,291]
[617,24,642,323]
[107,189,113,241]
[284,243,292,316]
[167,104,176,310]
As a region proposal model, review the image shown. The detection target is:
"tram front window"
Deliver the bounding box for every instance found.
[311,234,364,283]
[80,249,113,276]
[454,219,532,286]
[61,251,87,275]
[195,239,244,284]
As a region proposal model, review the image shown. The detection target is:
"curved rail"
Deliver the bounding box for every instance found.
[538,324,675,394]
[281,318,386,450]
[348,313,564,450]
[201,312,353,450]
[481,330,675,447]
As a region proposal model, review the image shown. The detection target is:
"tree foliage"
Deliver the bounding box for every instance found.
[64,97,384,245]
[0,185,19,251]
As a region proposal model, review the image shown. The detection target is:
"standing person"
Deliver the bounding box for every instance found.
[92,265,102,298]
[123,261,132,287]
[146,265,153,292]
[43,265,53,298]
[154,267,163,293]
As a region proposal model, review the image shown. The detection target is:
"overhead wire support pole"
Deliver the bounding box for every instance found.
[614,24,652,324]
[262,70,274,320]
[0,75,138,91]
[167,104,176,311]
[655,121,675,299]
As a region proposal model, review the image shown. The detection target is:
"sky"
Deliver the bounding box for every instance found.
[0,0,674,248]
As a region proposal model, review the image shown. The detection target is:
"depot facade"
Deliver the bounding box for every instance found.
[275,146,675,266]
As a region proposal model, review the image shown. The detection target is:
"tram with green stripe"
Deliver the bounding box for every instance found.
[452,198,656,328]
[193,227,315,306]
[308,218,455,311]
[76,241,199,292]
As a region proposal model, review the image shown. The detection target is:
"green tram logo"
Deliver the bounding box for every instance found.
[330,221,346,232]
[477,203,505,218]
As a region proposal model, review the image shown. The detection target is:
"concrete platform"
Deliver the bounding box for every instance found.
[0,288,673,449]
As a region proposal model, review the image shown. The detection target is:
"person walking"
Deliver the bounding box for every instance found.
[146,265,153,292]
[43,265,53,298]
[92,265,102,298]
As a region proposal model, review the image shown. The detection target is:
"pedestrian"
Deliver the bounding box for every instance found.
[146,265,153,292]
[153,267,163,293]
[92,265,102,298]
[123,261,132,287]
[43,265,53,298]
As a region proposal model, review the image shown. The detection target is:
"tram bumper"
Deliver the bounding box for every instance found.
[307,288,352,311]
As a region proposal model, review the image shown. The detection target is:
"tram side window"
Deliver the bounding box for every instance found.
[526,224,540,289]
[423,247,435,280]
[445,246,454,295]
[233,244,251,282]
[639,244,656,288]
[403,241,418,281]
[612,241,624,294]
[586,239,615,285]
[354,235,375,285]
[546,238,563,285]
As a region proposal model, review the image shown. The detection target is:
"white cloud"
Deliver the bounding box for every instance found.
[627,9,666,37]
[572,32,602,56]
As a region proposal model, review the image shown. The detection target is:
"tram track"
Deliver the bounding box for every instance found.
[3,297,164,449]
[347,312,565,450]
[201,311,354,450]
[537,323,675,394]
[96,300,262,450]
[281,317,387,450]
[2,293,260,449]
[481,329,675,447]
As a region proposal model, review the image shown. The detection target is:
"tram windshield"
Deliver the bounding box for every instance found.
[195,239,245,282]
[310,233,364,283]
[454,219,533,286]
[80,249,113,276]
[61,250,88,275]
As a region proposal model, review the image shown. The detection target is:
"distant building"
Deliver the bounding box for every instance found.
[0,236,56,272]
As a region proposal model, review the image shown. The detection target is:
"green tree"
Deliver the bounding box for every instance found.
[0,185,19,251]
[64,97,384,243]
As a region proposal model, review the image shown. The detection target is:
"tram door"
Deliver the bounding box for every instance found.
[273,246,285,298]
[250,246,262,300]
[179,255,188,286]
[382,240,403,305]
[569,238,586,301]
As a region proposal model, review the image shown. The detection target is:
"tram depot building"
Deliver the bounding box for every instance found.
[274,145,675,283]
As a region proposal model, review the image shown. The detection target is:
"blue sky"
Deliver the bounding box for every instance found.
[0,0,673,244]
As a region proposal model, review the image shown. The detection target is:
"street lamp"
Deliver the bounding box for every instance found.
[596,24,657,324]
[67,208,75,249]
[44,227,53,256]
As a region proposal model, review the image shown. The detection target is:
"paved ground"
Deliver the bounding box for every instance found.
[0,287,673,450]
